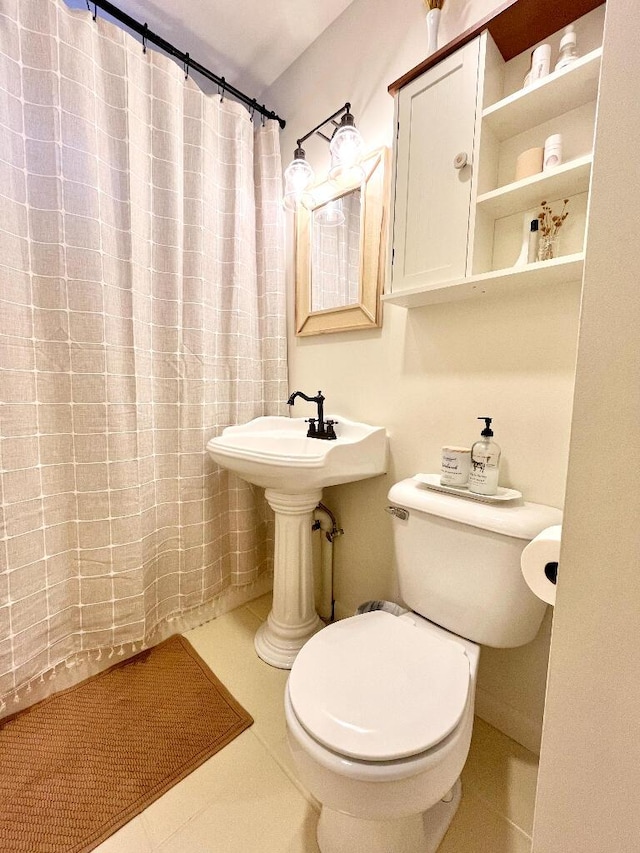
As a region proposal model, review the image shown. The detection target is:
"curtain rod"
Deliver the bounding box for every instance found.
[85,0,286,129]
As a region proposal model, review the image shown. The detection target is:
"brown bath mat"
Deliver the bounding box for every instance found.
[0,634,253,853]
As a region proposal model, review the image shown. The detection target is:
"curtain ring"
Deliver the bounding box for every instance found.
[93,2,97,21]
[142,23,148,54]
[184,53,190,80]
[219,77,225,102]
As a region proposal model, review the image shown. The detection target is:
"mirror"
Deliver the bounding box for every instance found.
[310,188,361,312]
[295,149,387,336]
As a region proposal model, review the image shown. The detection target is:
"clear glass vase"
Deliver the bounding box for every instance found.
[537,234,560,262]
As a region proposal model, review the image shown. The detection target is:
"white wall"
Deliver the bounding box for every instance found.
[266,0,582,752]
[533,0,640,847]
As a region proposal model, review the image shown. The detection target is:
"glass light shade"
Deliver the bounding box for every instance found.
[314,198,345,227]
[283,189,314,212]
[283,156,314,211]
[327,162,366,190]
[328,124,364,185]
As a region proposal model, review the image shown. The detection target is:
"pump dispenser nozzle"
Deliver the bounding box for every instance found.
[478,417,493,437]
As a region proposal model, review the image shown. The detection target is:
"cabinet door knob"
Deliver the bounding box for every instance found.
[453,152,469,169]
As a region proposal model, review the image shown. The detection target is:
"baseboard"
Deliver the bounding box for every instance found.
[475,686,542,755]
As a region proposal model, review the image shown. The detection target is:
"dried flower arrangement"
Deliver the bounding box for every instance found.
[537,199,569,260]
[423,0,445,9]
[538,198,569,238]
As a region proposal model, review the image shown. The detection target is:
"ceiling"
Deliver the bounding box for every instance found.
[103,0,359,98]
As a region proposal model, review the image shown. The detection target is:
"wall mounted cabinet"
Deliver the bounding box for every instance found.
[384,3,605,308]
[390,39,481,293]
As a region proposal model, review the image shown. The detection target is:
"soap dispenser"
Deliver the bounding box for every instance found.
[468,417,501,496]
[555,24,579,72]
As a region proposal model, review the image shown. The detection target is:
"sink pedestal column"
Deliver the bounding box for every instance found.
[255,488,324,668]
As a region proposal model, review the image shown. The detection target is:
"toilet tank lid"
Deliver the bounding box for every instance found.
[388,477,562,540]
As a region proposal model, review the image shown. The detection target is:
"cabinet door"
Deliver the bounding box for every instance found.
[391,38,481,292]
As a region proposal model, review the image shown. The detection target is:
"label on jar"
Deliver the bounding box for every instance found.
[470,451,499,474]
[440,446,470,486]
[468,451,499,494]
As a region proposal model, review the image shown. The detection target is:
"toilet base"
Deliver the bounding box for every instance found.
[316,778,461,853]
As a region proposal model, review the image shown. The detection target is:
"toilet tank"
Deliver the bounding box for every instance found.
[387,478,563,648]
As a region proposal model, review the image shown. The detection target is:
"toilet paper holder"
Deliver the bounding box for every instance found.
[521,524,562,605]
[544,561,558,585]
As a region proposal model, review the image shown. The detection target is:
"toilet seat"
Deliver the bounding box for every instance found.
[288,611,470,762]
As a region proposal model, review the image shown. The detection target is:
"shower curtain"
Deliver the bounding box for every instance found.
[0,0,287,714]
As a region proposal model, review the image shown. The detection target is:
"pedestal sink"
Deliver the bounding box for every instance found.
[206,416,387,668]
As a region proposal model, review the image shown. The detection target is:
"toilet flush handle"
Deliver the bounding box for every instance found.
[385,506,409,521]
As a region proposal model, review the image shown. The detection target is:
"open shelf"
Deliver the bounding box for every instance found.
[476,154,592,219]
[387,6,603,309]
[482,48,602,140]
[388,0,604,95]
[382,253,584,308]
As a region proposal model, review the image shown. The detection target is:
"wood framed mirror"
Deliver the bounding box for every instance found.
[294,148,388,336]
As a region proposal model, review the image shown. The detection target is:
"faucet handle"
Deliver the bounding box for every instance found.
[305,418,317,437]
[325,420,338,440]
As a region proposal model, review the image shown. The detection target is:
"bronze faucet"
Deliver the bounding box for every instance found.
[286,390,337,440]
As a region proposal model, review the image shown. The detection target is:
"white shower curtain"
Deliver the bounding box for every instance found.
[0,0,287,714]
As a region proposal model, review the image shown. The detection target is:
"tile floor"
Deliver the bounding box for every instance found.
[95,594,539,852]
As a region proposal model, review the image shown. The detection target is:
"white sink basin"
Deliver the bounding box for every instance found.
[207,414,387,669]
[206,416,387,492]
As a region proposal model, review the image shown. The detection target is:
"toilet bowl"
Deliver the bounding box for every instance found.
[285,610,480,853]
[284,476,562,853]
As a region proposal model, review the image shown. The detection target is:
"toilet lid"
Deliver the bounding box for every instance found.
[288,611,470,762]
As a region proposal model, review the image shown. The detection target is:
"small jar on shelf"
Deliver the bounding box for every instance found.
[536,199,569,262]
[537,234,560,262]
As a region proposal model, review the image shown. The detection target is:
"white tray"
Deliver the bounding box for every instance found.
[415,473,523,503]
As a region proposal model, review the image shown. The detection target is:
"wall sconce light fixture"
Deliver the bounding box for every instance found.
[282,103,365,211]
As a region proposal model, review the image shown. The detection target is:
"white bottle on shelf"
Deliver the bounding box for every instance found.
[530,43,551,82]
[527,219,540,263]
[555,25,579,71]
[514,217,539,266]
[543,134,563,170]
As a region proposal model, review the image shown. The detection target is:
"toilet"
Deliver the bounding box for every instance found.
[285,476,562,853]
